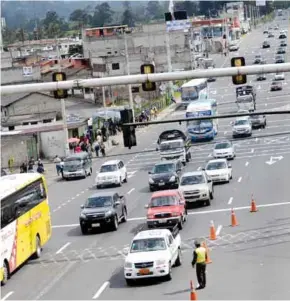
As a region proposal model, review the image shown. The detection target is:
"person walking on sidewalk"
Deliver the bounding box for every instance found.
[100,142,106,157]
[191,240,207,290]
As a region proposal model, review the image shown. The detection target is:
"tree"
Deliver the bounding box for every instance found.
[174,1,198,17]
[146,1,165,20]
[42,11,60,28]
[198,1,215,17]
[92,3,114,27]
[69,9,90,29]
[122,2,135,27]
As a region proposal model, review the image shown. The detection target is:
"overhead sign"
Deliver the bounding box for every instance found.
[166,20,191,32]
[256,0,266,6]
[23,66,33,77]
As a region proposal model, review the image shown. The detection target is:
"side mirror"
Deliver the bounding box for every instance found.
[156,147,159,151]
[80,205,84,209]
[202,168,205,171]
[144,204,149,209]
[148,171,152,174]
[207,179,212,183]
[115,201,121,206]
[228,164,232,168]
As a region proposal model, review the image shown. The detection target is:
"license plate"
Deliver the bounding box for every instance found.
[158,182,165,186]
[158,219,167,223]
[139,268,150,275]
[91,223,100,227]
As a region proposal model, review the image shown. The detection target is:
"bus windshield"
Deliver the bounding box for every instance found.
[181,79,208,102]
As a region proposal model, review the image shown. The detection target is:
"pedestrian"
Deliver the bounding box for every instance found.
[100,142,106,157]
[191,240,207,290]
[28,157,35,170]
[92,140,100,157]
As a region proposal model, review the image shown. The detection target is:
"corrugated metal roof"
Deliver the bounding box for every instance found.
[1,93,31,107]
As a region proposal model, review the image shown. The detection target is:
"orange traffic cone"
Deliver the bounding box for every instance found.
[202,241,212,264]
[250,194,258,212]
[209,220,217,240]
[231,209,238,227]
[190,280,198,300]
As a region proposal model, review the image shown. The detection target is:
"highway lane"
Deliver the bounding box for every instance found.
[2,17,290,300]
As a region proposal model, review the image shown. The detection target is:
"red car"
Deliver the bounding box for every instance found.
[145,190,187,230]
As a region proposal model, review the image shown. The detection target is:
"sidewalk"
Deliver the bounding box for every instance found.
[7,102,178,187]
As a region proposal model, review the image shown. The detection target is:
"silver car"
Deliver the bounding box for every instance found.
[213,141,235,160]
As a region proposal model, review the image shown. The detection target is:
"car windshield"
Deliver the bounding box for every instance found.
[84,196,112,208]
[180,175,205,186]
[206,162,227,170]
[63,159,82,169]
[160,141,183,151]
[149,195,177,207]
[152,163,175,174]
[130,238,167,253]
[215,143,231,149]
[234,119,249,126]
[100,164,117,173]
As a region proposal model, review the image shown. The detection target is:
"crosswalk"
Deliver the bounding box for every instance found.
[33,220,290,268]
[126,134,290,173]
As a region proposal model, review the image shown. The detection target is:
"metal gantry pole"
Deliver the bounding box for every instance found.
[165,31,174,98]
[124,30,134,120]
[56,38,70,157]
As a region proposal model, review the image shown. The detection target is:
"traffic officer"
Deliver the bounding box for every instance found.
[191,240,207,290]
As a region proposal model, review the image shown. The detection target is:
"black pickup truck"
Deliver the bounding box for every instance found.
[79,191,127,234]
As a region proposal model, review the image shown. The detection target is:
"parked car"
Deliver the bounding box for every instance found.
[253,55,263,64]
[270,81,283,91]
[280,41,287,47]
[279,33,287,39]
[275,55,285,63]
[262,41,270,48]
[79,191,127,234]
[256,73,267,81]
[276,47,286,54]
[268,32,274,38]
[274,72,285,80]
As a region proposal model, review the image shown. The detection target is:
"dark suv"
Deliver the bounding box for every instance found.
[79,191,127,234]
[148,160,182,191]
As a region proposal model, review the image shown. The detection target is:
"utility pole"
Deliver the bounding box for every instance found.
[165,31,174,98]
[56,38,70,157]
[123,30,134,120]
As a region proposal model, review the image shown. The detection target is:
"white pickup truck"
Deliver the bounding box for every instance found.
[123,225,182,286]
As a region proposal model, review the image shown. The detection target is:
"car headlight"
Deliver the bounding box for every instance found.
[169,176,176,182]
[149,178,154,184]
[156,259,167,266]
[105,210,113,217]
[124,262,132,268]
[171,212,179,217]
[80,213,87,219]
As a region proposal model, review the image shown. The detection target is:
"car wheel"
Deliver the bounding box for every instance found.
[81,225,88,235]
[124,173,128,183]
[164,263,172,281]
[83,170,87,179]
[205,198,211,206]
[178,217,183,230]
[122,208,127,223]
[90,167,92,175]
[210,190,214,200]
[1,261,9,286]
[149,187,154,192]
[96,185,101,189]
[32,235,42,259]
[118,178,122,187]
[112,215,119,231]
[175,249,182,267]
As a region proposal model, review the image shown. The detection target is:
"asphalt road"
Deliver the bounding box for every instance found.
[2,17,290,301]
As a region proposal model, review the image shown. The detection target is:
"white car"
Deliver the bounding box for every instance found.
[274,72,285,80]
[205,159,232,183]
[232,117,252,138]
[95,160,127,188]
[213,141,235,160]
[229,42,239,51]
[179,171,213,206]
[124,227,182,286]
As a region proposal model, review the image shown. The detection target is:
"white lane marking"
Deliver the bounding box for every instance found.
[238,177,242,183]
[55,242,71,254]
[52,201,290,228]
[255,138,258,142]
[67,200,71,203]
[127,188,135,195]
[92,281,110,299]
[76,194,80,197]
[224,131,227,135]
[197,166,201,171]
[245,162,249,167]
[228,197,233,205]
[57,206,61,210]
[208,153,212,157]
[71,197,75,200]
[1,292,14,301]
[251,149,254,153]
[216,225,223,236]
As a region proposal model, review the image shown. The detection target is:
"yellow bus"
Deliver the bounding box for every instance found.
[0,173,52,285]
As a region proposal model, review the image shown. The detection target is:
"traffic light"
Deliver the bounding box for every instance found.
[140,64,156,92]
[231,57,247,85]
[52,72,68,99]
[120,109,137,149]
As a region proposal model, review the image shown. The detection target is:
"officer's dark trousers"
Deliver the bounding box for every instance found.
[196,263,206,287]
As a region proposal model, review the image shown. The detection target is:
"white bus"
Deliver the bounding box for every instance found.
[181,78,208,106]
[186,99,218,142]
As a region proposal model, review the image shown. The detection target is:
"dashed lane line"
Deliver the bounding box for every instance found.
[55,242,71,254]
[228,197,233,205]
[1,292,14,301]
[51,201,290,228]
[238,177,242,183]
[245,162,249,167]
[216,225,223,236]
[92,281,110,300]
